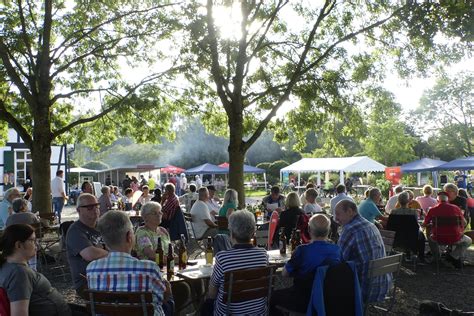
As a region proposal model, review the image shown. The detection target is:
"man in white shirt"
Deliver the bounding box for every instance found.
[205,185,220,220]
[51,169,68,223]
[330,184,354,215]
[385,185,404,215]
[190,187,218,239]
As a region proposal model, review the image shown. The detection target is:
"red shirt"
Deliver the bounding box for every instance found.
[423,202,464,244]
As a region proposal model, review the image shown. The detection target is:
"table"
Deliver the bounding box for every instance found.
[173,250,290,281]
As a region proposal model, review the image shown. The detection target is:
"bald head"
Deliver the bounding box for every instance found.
[308,214,330,239]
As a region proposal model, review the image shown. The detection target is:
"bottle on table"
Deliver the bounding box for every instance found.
[252,234,257,247]
[166,243,174,280]
[156,237,164,269]
[279,228,287,255]
[178,234,188,270]
[205,236,213,265]
[293,229,302,251]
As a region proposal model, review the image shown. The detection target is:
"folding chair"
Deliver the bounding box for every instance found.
[223,266,274,316]
[86,290,154,316]
[183,212,206,258]
[379,229,396,255]
[364,253,403,314]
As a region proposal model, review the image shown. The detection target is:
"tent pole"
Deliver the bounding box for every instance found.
[298,172,301,188]
[317,172,321,186]
[339,170,344,185]
[264,173,267,191]
[417,172,421,186]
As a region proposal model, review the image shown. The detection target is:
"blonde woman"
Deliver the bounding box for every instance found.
[219,189,238,218]
[278,192,303,241]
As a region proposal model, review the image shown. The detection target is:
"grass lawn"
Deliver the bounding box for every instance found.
[244,189,267,197]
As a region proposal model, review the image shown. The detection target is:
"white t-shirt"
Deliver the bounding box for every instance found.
[51,176,64,198]
[190,200,212,239]
[385,194,400,215]
[304,203,322,215]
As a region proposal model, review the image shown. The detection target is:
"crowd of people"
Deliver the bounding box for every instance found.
[0,167,473,315]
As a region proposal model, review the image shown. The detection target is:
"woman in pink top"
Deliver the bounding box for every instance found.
[416,185,437,215]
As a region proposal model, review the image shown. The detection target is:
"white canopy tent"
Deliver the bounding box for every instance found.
[280,156,387,185]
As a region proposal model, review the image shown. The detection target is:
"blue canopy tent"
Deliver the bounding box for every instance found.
[185,163,228,175]
[434,156,474,171]
[219,163,267,189]
[400,158,447,188]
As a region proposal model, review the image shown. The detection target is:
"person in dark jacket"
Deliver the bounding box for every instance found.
[279,192,303,241]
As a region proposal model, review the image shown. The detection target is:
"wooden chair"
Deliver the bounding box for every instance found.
[364,253,403,314]
[431,216,465,273]
[216,215,229,231]
[223,266,274,315]
[86,290,154,316]
[379,229,396,255]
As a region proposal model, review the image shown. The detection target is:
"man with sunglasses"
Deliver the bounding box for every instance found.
[66,193,108,298]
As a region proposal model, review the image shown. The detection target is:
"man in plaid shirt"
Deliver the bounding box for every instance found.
[335,199,391,303]
[87,211,173,316]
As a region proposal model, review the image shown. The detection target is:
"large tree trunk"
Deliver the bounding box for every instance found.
[227,115,246,209]
[31,138,53,219]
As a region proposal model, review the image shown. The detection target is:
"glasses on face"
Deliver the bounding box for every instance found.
[79,203,100,211]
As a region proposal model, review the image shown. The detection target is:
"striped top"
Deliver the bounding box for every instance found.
[210,244,269,315]
[86,251,166,316]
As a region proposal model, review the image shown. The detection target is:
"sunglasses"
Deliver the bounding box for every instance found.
[78,203,100,211]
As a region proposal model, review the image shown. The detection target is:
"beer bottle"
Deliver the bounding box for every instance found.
[205,236,213,265]
[156,237,164,269]
[279,228,286,255]
[178,234,188,270]
[294,229,302,250]
[290,228,298,254]
[252,234,257,247]
[166,243,174,280]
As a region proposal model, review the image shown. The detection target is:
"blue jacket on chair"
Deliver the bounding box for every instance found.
[306,261,363,316]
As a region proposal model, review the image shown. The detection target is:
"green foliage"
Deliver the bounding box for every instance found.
[375,178,392,199]
[83,161,110,170]
[0,121,7,146]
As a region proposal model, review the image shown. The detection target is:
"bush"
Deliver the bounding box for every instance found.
[376,178,392,200]
[83,160,110,170]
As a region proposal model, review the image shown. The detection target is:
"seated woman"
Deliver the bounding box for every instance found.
[219,189,238,218]
[0,224,74,315]
[416,185,437,215]
[279,192,304,241]
[206,210,268,315]
[135,201,171,260]
[5,198,39,227]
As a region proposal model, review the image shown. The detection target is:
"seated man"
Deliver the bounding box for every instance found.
[66,193,108,297]
[358,188,387,227]
[422,191,472,269]
[303,188,322,215]
[0,187,21,229]
[335,200,391,303]
[206,210,268,315]
[330,184,354,215]
[270,214,341,315]
[190,187,218,239]
[87,210,173,315]
[205,185,220,220]
[179,184,198,212]
[385,185,404,215]
[388,192,426,262]
[262,186,285,215]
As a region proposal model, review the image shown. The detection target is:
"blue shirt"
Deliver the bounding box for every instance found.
[338,214,391,303]
[330,193,354,215]
[0,199,11,229]
[358,198,382,223]
[285,241,341,293]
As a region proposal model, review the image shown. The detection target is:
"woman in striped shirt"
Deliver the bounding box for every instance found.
[208,210,269,315]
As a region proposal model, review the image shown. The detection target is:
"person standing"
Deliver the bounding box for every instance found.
[148,175,156,191]
[180,173,187,195]
[51,170,68,223]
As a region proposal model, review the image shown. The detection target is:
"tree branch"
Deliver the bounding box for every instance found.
[206,0,233,114]
[0,99,33,147]
[17,0,35,73]
[50,88,109,104]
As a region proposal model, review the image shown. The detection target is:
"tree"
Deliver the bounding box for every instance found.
[178,0,470,206]
[0,1,178,217]
[414,71,473,157]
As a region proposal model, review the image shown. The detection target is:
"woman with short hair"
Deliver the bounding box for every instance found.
[207,210,268,315]
[135,202,170,261]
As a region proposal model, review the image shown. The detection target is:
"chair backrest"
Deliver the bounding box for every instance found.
[386,214,419,252]
[223,266,274,314]
[86,290,154,316]
[379,230,396,254]
[216,216,229,231]
[431,216,463,245]
[0,288,10,316]
[255,230,269,248]
[368,253,403,279]
[323,262,357,315]
[183,212,200,240]
[433,216,462,227]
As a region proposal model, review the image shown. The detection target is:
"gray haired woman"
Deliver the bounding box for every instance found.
[5,198,39,227]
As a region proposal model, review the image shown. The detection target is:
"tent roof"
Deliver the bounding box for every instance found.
[280,156,386,173]
[160,164,185,174]
[434,156,474,171]
[218,162,266,174]
[185,163,228,175]
[400,158,447,173]
[69,167,97,173]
